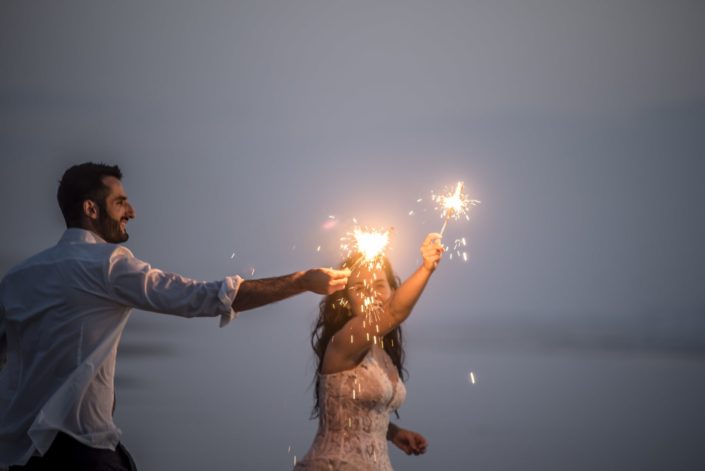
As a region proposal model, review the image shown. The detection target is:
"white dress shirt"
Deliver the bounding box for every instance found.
[0,228,242,467]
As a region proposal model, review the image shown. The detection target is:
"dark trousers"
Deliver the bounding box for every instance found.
[9,432,137,471]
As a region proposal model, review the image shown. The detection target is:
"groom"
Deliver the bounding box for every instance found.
[0,162,350,470]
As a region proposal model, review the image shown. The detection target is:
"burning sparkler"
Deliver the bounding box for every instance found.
[432,181,481,236]
[339,223,393,333]
[340,225,392,269]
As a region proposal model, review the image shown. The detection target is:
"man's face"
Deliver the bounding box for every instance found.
[95,176,136,243]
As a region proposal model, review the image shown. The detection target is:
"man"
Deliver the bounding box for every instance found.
[0,162,350,470]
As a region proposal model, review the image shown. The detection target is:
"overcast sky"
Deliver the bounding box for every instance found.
[1,1,704,469]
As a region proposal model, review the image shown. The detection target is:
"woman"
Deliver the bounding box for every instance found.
[295,233,444,470]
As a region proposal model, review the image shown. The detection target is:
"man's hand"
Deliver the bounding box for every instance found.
[301,268,351,295]
[232,268,349,312]
[389,425,428,456]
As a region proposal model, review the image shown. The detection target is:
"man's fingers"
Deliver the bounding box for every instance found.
[333,269,351,280]
[327,279,348,294]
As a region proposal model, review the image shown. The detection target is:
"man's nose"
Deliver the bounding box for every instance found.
[126,202,136,219]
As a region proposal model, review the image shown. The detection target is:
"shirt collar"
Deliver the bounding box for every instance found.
[58,228,108,245]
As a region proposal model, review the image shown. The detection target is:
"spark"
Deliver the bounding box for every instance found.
[440,181,467,217]
[408,210,414,216]
[339,222,393,333]
[469,371,476,384]
[230,252,236,259]
[449,238,471,263]
[316,246,321,252]
[431,181,481,236]
[343,226,391,263]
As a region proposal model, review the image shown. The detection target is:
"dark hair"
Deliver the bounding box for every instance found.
[310,253,406,418]
[57,162,122,227]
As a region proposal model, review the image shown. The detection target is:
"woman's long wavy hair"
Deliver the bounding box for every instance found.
[310,253,406,418]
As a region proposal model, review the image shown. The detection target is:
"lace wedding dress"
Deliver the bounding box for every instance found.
[294,348,406,470]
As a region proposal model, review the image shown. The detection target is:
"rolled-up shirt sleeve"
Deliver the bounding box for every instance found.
[105,246,242,326]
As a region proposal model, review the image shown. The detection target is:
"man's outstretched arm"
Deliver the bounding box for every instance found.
[232,268,350,312]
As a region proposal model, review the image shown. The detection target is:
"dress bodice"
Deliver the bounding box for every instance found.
[294,348,406,470]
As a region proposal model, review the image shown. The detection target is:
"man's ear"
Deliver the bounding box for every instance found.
[83,200,99,220]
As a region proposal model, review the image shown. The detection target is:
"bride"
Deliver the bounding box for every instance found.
[294,233,443,470]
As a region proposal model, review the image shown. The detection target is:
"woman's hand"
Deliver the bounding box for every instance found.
[389,425,428,455]
[420,232,444,272]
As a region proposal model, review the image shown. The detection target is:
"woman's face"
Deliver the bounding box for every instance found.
[345,265,393,317]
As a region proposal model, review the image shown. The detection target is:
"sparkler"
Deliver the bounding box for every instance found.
[340,225,392,269]
[338,223,394,344]
[340,224,392,326]
[432,181,480,236]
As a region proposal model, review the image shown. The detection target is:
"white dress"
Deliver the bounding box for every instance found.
[294,348,406,470]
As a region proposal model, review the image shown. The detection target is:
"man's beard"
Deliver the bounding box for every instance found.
[96,208,129,243]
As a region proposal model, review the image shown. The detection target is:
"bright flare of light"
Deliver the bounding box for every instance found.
[342,226,391,263]
[432,181,481,236]
[433,181,480,222]
[339,223,393,334]
[354,228,389,261]
[442,181,466,217]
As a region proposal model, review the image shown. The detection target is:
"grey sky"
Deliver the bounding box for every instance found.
[2,1,705,469]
